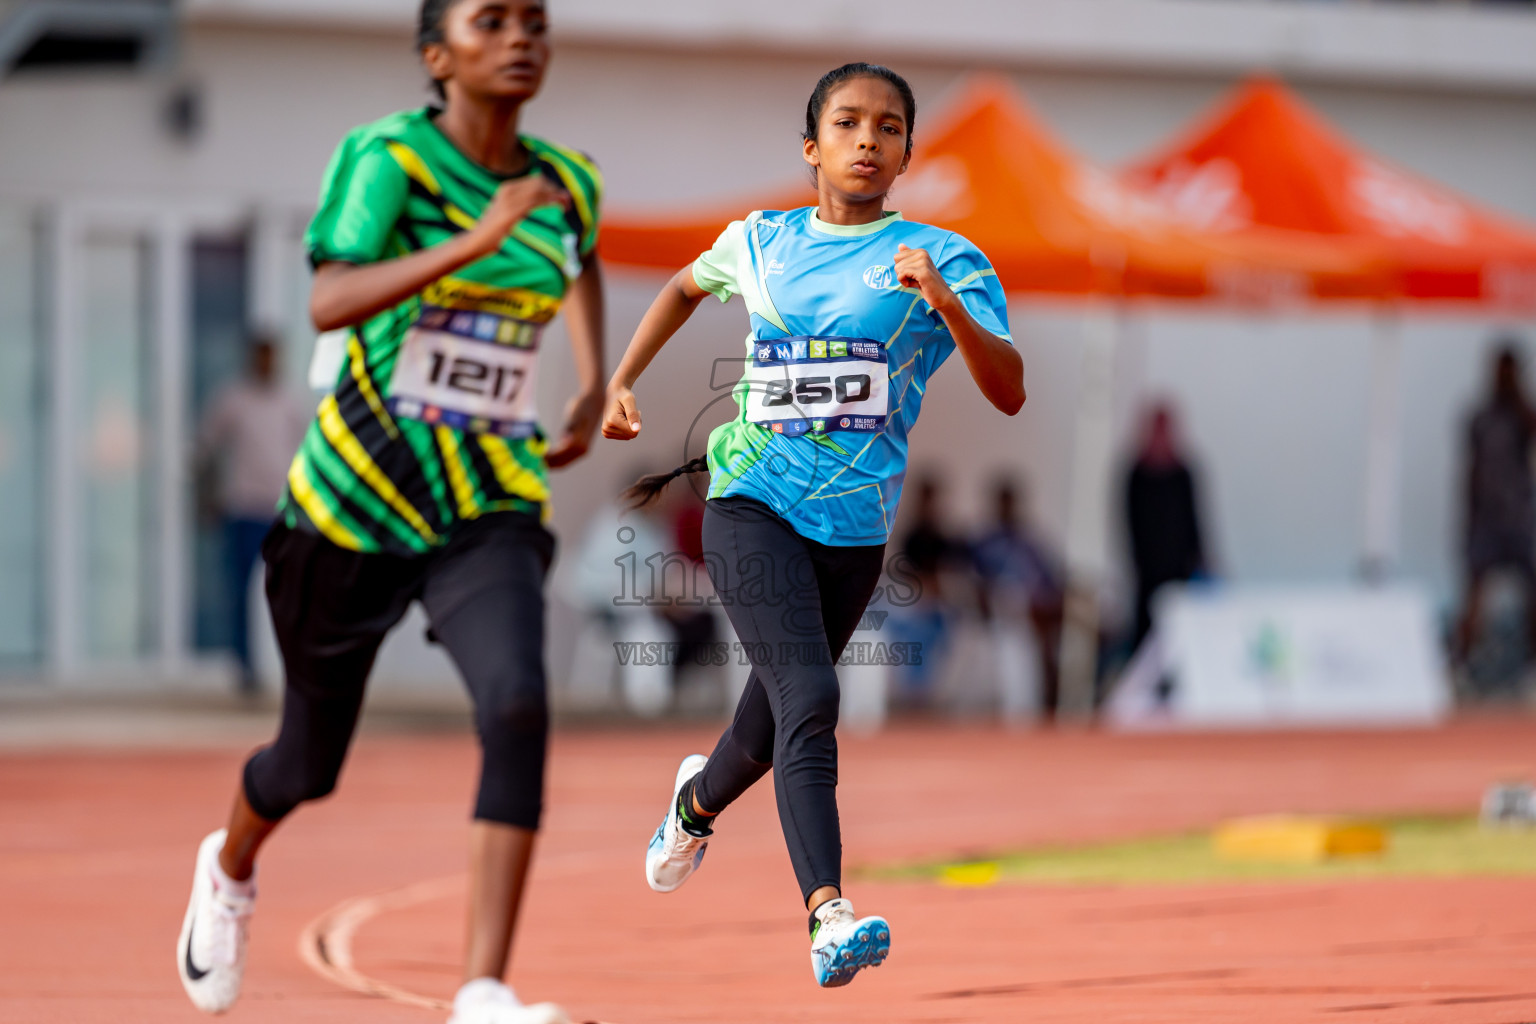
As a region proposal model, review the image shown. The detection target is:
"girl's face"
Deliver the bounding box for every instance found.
[425,0,550,103]
[803,77,910,203]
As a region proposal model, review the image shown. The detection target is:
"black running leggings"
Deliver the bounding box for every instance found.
[692,497,886,903]
[243,512,555,830]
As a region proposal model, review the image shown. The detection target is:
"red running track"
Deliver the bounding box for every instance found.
[4,718,1536,1023]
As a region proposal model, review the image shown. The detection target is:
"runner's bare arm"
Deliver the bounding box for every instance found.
[893,243,1025,415]
[602,266,711,440]
[310,174,569,332]
[545,251,606,469]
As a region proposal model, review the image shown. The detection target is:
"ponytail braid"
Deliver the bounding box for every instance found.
[621,456,709,511]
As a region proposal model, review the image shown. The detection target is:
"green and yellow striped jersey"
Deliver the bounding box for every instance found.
[280,107,601,555]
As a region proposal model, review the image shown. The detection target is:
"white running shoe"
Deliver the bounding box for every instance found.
[809,898,890,988]
[447,978,570,1024]
[645,753,710,893]
[176,829,256,1013]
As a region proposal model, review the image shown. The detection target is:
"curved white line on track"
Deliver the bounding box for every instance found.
[298,873,461,1012]
[299,850,621,1021]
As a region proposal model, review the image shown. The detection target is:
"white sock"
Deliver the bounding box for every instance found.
[208,839,256,900]
[455,977,520,1011]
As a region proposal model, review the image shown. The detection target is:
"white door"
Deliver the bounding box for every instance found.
[45,204,196,682]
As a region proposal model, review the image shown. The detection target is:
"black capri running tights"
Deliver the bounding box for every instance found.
[692,496,886,902]
[243,512,555,830]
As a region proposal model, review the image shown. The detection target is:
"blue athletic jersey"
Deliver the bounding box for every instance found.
[691,207,1012,546]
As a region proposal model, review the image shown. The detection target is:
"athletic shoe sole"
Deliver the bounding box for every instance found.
[814,916,891,988]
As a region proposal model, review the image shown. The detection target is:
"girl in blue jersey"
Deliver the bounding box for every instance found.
[602,62,1024,987]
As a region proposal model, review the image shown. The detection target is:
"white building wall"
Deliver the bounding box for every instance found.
[3,5,1535,683]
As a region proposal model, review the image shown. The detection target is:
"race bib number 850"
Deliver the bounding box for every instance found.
[742,336,888,437]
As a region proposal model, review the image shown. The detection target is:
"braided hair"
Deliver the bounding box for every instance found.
[621,456,709,510]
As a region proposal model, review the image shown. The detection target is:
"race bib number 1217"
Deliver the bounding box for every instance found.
[386,305,542,437]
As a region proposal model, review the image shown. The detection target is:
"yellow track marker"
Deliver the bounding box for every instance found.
[1214,815,1388,862]
[940,861,1001,887]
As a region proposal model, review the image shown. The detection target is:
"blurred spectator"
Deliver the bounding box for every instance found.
[195,334,310,692]
[564,469,673,716]
[1125,402,1207,653]
[1455,342,1536,666]
[891,476,965,706]
[657,478,720,706]
[972,477,1065,721]
[563,467,720,717]
[902,477,964,580]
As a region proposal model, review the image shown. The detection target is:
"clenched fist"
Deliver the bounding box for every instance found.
[602,385,642,441]
[470,173,570,257]
[893,243,957,313]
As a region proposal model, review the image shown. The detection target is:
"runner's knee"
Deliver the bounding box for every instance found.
[474,668,549,742]
[242,745,345,821]
[779,666,841,748]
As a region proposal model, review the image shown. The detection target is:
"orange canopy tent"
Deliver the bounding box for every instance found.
[1122,77,1536,310]
[1121,76,1536,579]
[600,77,1387,303]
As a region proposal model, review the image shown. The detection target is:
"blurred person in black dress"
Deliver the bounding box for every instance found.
[902,477,962,583]
[1455,342,1536,666]
[1125,402,1207,653]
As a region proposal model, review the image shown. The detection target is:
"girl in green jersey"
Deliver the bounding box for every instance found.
[177,4,600,1023]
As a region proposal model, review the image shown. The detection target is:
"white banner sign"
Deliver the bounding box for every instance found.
[1108,585,1451,729]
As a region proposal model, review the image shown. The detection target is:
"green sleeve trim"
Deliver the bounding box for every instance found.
[306,248,376,269]
[693,213,790,331]
[692,219,747,302]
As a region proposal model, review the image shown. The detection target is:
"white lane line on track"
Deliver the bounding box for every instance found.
[298,873,460,1012]
[298,849,623,1021]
